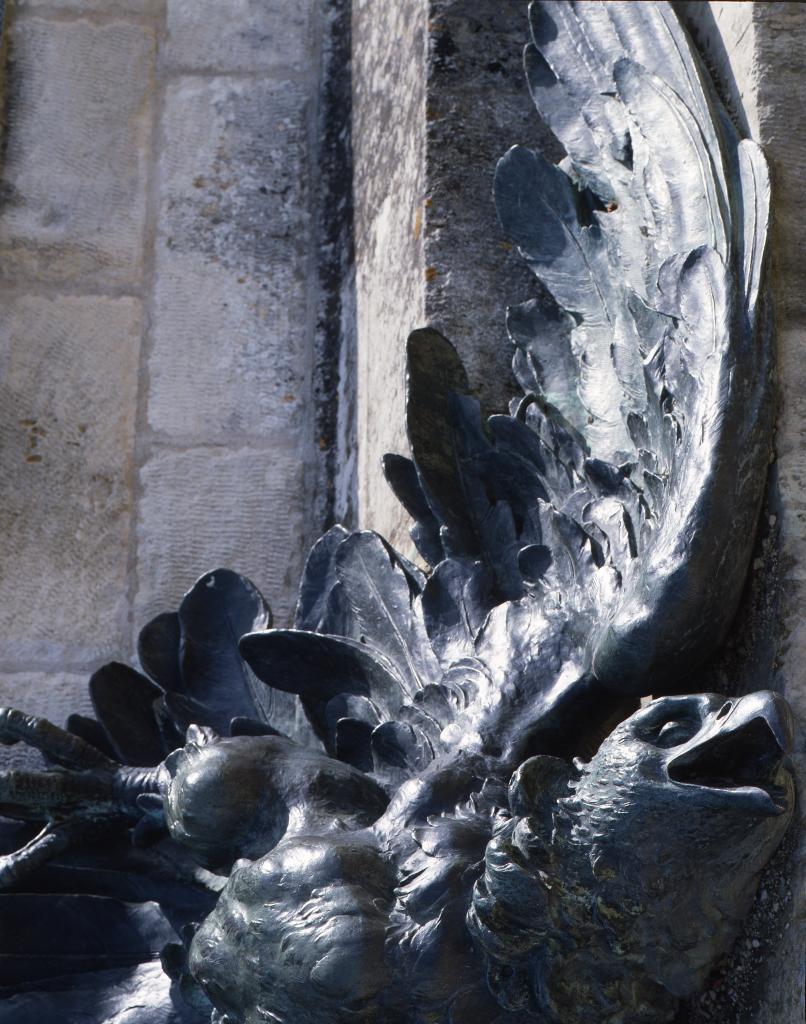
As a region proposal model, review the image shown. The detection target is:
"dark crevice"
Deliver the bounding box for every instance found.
[312,0,357,533]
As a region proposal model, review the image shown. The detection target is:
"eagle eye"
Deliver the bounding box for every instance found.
[632,701,704,748]
[654,719,700,748]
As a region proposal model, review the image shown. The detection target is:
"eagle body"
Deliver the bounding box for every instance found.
[178,693,793,1024]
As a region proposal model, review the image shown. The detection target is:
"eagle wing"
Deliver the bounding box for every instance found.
[241,0,773,777]
[0,0,770,803]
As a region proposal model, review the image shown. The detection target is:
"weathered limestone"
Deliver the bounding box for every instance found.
[148,75,311,441]
[135,445,308,633]
[15,1,158,11]
[0,295,140,667]
[165,0,311,73]
[135,3,326,648]
[351,0,427,555]
[0,15,154,288]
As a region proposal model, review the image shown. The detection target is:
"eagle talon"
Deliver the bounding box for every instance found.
[0,707,166,887]
[0,707,115,770]
[0,819,91,891]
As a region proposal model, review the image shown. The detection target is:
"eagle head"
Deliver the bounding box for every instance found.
[469,691,795,1023]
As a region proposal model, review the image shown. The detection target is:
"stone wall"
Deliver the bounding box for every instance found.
[0,0,354,734]
[351,0,426,555]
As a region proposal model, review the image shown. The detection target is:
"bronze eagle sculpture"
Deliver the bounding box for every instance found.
[0,3,795,1022]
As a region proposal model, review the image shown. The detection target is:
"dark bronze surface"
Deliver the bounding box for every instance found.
[0,3,793,1022]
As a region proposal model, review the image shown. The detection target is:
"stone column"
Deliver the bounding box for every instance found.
[351,0,560,556]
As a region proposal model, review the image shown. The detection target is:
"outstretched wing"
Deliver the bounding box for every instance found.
[242,0,773,779]
[1,1,764,792]
[505,0,773,695]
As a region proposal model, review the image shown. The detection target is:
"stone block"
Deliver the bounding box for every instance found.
[134,445,312,634]
[165,0,311,73]
[148,76,311,442]
[0,16,154,288]
[14,1,159,12]
[0,295,141,667]
[0,672,92,770]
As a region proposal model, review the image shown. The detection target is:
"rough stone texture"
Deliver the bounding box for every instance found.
[149,75,311,442]
[310,0,357,530]
[134,445,308,635]
[424,1,561,416]
[352,1,560,553]
[165,0,311,73]
[16,1,158,11]
[0,295,140,668]
[0,14,154,288]
[351,0,427,555]
[0,0,347,724]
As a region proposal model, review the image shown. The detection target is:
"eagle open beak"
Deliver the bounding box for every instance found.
[667,691,794,816]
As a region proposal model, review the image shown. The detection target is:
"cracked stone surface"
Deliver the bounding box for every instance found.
[148,75,311,442]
